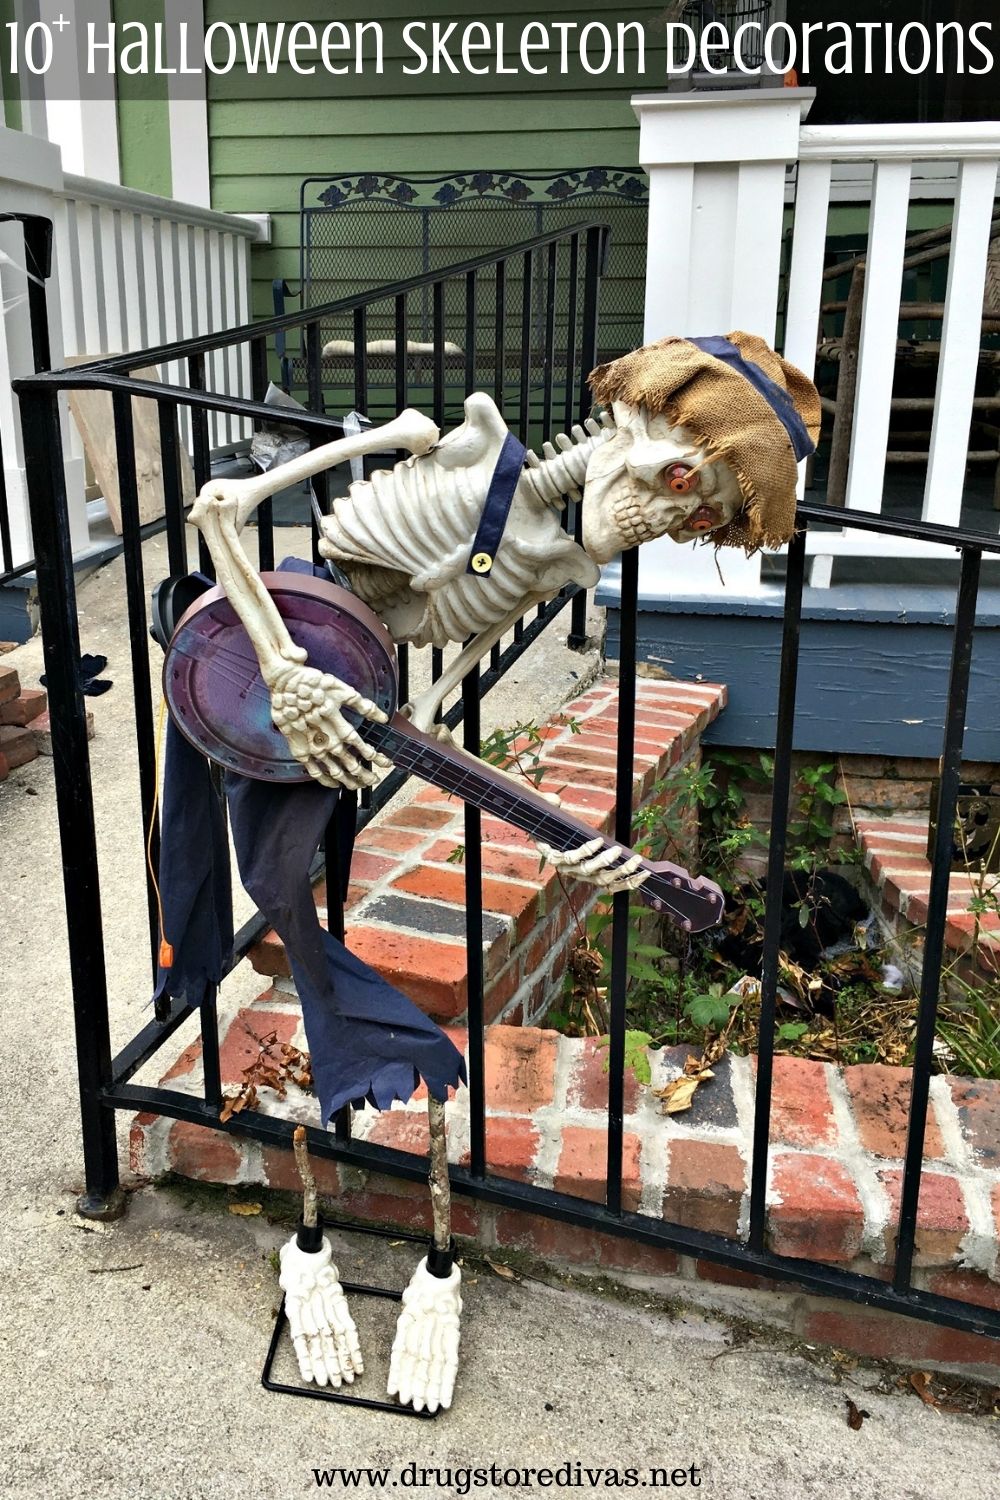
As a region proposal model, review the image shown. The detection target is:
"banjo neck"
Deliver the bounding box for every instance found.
[369,712,724,934]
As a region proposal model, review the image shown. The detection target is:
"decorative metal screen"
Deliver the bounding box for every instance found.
[280,169,648,423]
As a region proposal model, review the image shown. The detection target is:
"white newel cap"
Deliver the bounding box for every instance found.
[631,88,816,167]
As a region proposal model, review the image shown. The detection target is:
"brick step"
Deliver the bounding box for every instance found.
[248,676,728,1025]
[132,1009,1000,1370]
[857,817,1000,973]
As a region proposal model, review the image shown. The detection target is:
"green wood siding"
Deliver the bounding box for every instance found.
[113,0,172,196]
[205,2,663,317]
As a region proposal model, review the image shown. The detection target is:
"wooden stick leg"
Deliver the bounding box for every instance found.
[427,1095,452,1252]
[293,1124,318,1229]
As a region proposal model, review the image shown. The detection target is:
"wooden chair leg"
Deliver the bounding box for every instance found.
[826,263,866,508]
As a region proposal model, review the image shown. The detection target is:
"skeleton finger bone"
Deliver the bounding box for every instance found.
[279,1236,365,1388]
[535,836,650,894]
[268,662,390,790]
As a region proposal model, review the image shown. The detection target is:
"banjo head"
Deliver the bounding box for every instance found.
[163,572,399,782]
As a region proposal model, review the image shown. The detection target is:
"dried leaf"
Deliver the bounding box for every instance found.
[845,1398,869,1430]
[909,1371,939,1408]
[657,1075,700,1113]
[485,1256,519,1281]
[228,1202,262,1217]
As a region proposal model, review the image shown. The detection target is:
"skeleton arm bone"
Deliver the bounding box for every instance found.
[188,410,440,789]
[405,605,532,734]
[227,408,439,531]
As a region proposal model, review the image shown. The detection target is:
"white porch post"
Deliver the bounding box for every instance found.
[167,0,212,208]
[39,0,121,184]
[630,87,814,597]
[0,127,88,563]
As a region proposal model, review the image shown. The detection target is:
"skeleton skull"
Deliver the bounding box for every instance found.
[582,400,744,564]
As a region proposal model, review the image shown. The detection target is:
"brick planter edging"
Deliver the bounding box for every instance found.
[132,1016,1000,1374]
[858,818,1000,977]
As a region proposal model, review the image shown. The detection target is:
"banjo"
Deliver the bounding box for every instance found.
[163,572,724,934]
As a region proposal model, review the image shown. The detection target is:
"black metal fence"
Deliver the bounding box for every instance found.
[13,214,1000,1350]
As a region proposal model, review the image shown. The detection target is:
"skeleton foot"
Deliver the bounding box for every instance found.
[387,1258,462,1414]
[536,835,649,894]
[278,1235,365,1387]
[270,662,393,790]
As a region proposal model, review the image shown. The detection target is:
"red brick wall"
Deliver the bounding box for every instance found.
[133,1019,1000,1375]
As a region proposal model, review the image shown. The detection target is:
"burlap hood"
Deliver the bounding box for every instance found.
[589,332,821,551]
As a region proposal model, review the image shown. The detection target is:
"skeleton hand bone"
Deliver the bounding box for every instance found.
[269,661,391,790]
[387,1258,462,1414]
[278,1235,365,1387]
[536,835,649,894]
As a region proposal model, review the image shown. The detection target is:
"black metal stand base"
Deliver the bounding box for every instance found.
[76,1185,128,1222]
[260,1217,442,1420]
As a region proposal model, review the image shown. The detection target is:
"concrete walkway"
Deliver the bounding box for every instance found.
[1,537,996,1499]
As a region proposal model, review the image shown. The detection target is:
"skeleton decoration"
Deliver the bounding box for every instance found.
[182,332,820,1413]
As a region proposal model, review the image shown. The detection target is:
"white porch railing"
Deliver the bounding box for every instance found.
[0,125,259,576]
[631,91,1000,599]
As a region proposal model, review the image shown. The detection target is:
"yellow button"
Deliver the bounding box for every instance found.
[471,552,492,574]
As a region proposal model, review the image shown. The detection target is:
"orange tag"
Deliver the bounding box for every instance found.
[158,939,174,968]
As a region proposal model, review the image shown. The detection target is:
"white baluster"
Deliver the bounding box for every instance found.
[233,233,254,442]
[923,157,1000,526]
[119,212,143,351]
[845,160,912,512]
[785,158,833,499]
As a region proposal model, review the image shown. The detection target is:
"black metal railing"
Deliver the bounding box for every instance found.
[12,214,1000,1348]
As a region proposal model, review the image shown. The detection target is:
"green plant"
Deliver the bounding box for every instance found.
[955,817,1000,974]
[938,979,1000,1079]
[787,762,848,865]
[633,750,770,890]
[596,1030,653,1087]
[479,716,580,790]
[684,987,739,1031]
[931,813,1000,1079]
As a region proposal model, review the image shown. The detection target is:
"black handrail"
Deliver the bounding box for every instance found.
[21,220,612,382]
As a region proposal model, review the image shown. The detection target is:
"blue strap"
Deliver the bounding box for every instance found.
[466,432,527,576]
[688,336,815,462]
